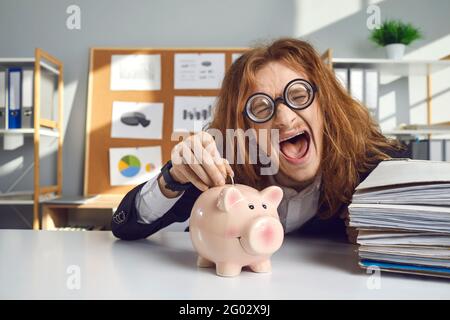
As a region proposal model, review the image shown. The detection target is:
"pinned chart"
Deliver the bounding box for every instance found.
[110,54,161,91]
[118,155,141,177]
[174,53,225,89]
[85,48,246,195]
[111,101,163,139]
[173,96,216,132]
[109,146,161,186]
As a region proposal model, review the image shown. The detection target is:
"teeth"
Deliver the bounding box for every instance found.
[280,130,305,142]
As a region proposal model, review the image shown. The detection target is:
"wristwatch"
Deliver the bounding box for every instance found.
[160,160,193,192]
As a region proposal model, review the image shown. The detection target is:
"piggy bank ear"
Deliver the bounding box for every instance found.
[260,186,283,207]
[217,187,244,212]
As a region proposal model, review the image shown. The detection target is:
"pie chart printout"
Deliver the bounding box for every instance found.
[119,155,141,177]
[109,146,162,186]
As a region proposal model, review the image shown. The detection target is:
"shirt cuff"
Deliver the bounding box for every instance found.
[135,174,185,224]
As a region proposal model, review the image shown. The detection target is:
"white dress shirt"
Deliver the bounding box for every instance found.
[135,175,185,224]
[267,174,321,233]
[135,173,322,233]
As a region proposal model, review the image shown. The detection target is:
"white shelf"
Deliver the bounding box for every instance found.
[332,58,450,76]
[0,58,60,75]
[382,129,450,136]
[0,199,34,205]
[0,128,59,137]
[0,194,58,205]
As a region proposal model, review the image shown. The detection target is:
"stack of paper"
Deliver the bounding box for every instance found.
[349,159,450,278]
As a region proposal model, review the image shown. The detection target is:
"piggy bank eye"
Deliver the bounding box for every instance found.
[262,204,267,209]
[248,204,255,210]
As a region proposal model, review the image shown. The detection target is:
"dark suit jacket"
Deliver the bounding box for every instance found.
[111,146,411,240]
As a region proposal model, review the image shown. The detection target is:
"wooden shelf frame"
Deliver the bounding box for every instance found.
[32,48,64,229]
[0,49,64,229]
[0,128,59,137]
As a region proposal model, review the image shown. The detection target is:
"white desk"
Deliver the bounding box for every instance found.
[0,230,448,299]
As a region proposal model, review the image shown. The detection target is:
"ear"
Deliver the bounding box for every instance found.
[217,187,244,212]
[260,186,283,207]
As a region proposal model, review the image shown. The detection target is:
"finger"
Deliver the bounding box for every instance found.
[196,148,225,186]
[171,143,184,166]
[214,157,234,180]
[169,166,189,184]
[177,165,209,192]
[214,157,232,182]
[207,145,228,180]
[201,136,229,180]
[214,158,228,180]
[180,144,214,187]
[223,158,234,178]
[187,136,223,186]
[198,131,215,148]
[194,139,227,185]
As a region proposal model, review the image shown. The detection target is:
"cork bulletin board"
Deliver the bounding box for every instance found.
[84,47,247,196]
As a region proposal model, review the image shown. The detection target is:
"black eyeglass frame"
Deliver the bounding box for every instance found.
[243,78,318,123]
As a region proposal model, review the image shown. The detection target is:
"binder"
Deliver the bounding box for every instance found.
[429,140,444,161]
[364,69,378,118]
[411,140,429,160]
[334,68,348,90]
[350,69,364,103]
[445,140,450,162]
[0,67,6,129]
[21,69,34,128]
[7,67,22,129]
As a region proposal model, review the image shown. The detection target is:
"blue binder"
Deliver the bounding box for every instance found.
[7,67,22,129]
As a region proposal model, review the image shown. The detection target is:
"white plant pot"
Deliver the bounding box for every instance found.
[385,43,406,59]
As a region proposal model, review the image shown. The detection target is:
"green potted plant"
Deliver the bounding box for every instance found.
[370,20,422,59]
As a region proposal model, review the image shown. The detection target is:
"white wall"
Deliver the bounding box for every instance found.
[292,0,450,128]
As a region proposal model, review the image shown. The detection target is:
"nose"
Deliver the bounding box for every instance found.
[273,103,297,129]
[239,216,284,256]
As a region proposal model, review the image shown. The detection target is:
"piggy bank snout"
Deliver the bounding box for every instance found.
[239,216,284,256]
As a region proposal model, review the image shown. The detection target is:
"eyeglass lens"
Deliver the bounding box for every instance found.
[246,80,314,122]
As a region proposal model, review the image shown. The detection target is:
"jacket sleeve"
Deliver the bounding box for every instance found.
[111,183,202,240]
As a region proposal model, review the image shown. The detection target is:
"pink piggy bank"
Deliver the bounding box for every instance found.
[189,184,284,277]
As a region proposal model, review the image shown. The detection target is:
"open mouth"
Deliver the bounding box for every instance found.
[279,130,311,163]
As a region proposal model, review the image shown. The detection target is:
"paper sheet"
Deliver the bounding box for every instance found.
[109,146,162,186]
[174,53,225,89]
[110,54,161,91]
[111,101,163,139]
[356,159,450,190]
[173,96,216,132]
[350,159,450,278]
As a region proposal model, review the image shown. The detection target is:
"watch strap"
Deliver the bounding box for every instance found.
[161,160,193,192]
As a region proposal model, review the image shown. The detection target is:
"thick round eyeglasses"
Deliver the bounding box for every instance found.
[243,78,317,123]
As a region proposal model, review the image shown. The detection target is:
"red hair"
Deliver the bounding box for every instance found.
[209,38,403,218]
